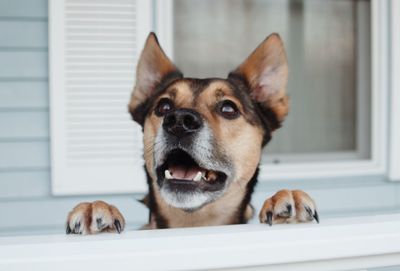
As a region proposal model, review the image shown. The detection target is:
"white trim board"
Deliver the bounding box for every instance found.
[1,214,400,271]
[155,0,173,58]
[389,0,400,181]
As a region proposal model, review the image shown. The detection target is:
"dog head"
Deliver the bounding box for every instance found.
[129,33,288,211]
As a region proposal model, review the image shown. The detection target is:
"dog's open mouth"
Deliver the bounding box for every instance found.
[156,149,227,190]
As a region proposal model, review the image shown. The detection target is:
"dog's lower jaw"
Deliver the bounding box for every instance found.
[159,188,216,211]
[158,176,229,211]
[144,167,259,229]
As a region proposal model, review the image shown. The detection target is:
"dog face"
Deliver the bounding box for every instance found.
[129,33,289,211]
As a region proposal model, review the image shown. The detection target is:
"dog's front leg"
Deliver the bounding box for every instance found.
[65,201,125,234]
[259,190,319,226]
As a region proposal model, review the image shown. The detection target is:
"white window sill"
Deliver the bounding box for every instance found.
[1,214,400,271]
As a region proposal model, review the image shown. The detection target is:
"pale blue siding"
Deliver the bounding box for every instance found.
[0,0,147,235]
[0,0,50,195]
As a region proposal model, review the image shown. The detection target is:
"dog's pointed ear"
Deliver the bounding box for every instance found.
[129,32,182,125]
[229,33,289,128]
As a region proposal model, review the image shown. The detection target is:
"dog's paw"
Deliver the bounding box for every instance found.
[66,201,125,235]
[259,189,319,226]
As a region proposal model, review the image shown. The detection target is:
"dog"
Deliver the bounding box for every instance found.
[65,33,318,234]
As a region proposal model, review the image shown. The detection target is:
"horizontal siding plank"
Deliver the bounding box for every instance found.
[0,111,49,139]
[0,196,148,232]
[0,171,49,199]
[0,52,47,78]
[0,81,48,108]
[0,141,49,169]
[0,0,47,18]
[0,21,47,48]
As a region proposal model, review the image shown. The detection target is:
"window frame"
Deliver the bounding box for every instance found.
[262,0,390,181]
[156,0,392,182]
[389,0,400,181]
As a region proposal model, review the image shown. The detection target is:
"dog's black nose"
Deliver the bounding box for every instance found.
[163,109,203,137]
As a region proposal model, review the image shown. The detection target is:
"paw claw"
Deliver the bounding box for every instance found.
[66,225,72,234]
[286,204,292,216]
[266,211,273,226]
[114,219,122,233]
[313,210,319,224]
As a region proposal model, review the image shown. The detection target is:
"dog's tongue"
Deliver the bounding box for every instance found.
[169,165,202,180]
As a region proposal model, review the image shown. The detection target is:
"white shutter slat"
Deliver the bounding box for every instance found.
[49,0,151,195]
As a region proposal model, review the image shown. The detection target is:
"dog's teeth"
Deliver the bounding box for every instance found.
[193,171,202,182]
[165,170,173,179]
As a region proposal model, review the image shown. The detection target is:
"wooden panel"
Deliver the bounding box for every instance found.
[0,141,49,169]
[0,171,50,199]
[0,81,48,108]
[0,111,49,139]
[0,21,47,48]
[0,52,47,78]
[0,0,47,18]
[49,0,151,195]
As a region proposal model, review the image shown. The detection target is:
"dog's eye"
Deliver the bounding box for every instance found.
[218,100,240,119]
[155,98,174,116]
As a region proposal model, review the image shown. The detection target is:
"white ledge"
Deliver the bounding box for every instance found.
[1,214,400,271]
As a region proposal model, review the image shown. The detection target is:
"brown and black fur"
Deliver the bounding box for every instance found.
[135,75,266,228]
[65,33,318,234]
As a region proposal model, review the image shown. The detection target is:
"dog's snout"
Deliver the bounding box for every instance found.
[163,109,203,137]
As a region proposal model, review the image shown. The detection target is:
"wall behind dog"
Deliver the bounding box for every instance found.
[0,0,148,235]
[0,0,400,236]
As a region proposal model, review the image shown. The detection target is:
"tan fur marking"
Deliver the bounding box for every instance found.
[195,81,246,113]
[143,116,159,181]
[160,81,194,108]
[197,82,263,185]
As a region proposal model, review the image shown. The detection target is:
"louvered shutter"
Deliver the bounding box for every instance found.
[49,0,152,195]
